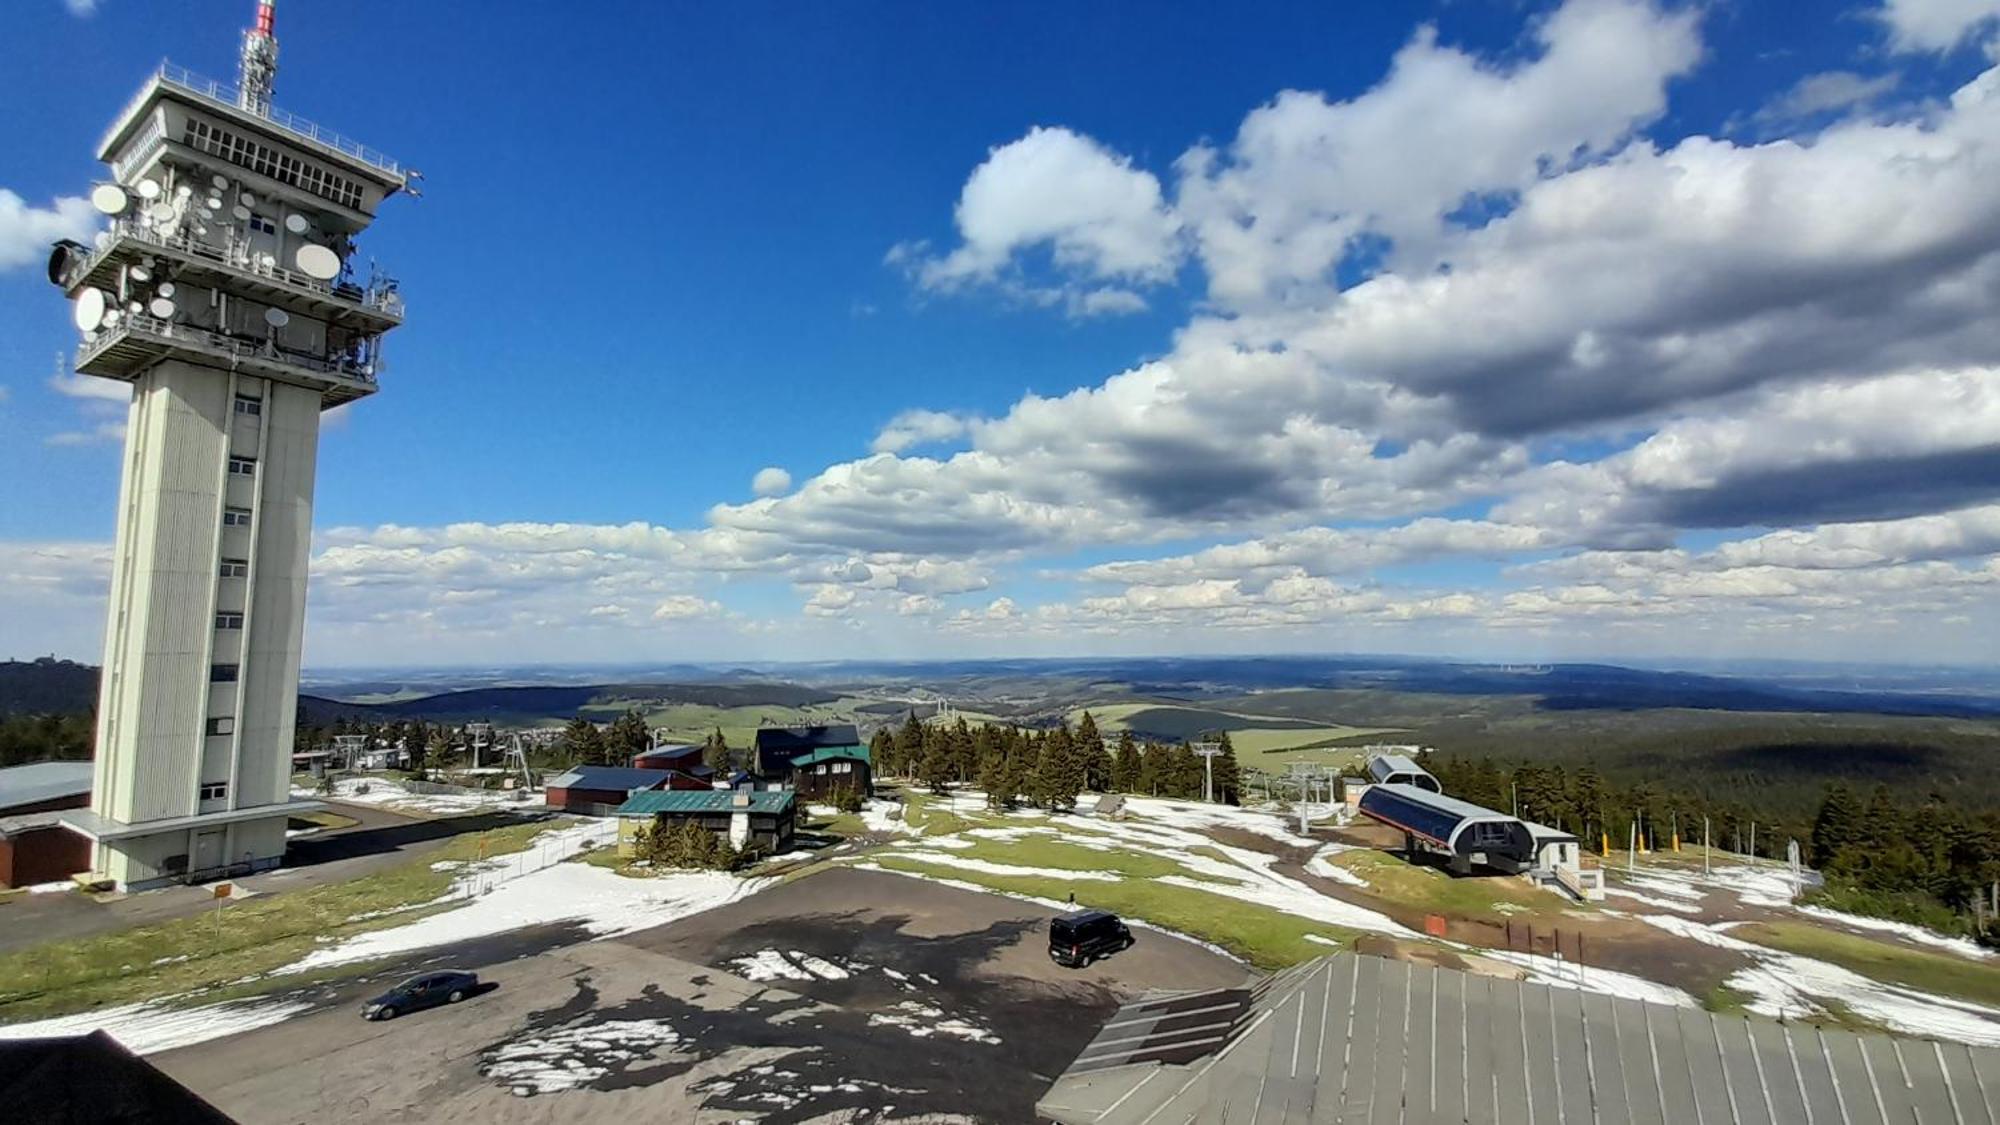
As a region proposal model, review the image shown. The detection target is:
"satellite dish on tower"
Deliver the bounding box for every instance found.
[157,282,176,298]
[264,307,290,328]
[232,205,252,221]
[294,244,340,280]
[90,184,129,215]
[211,174,229,189]
[241,193,258,207]
[129,264,151,283]
[175,184,193,199]
[148,203,173,223]
[284,213,309,234]
[136,180,161,201]
[73,289,108,331]
[149,297,176,319]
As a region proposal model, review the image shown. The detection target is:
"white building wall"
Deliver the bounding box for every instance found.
[238,381,318,810]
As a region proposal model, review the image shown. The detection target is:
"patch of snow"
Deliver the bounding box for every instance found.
[1305,845,1369,888]
[428,860,465,872]
[23,880,75,894]
[1637,915,2000,1045]
[1604,887,1701,914]
[292,777,532,818]
[962,826,1055,842]
[859,799,918,836]
[0,996,313,1056]
[727,949,850,982]
[1793,905,1995,961]
[867,1000,1001,1044]
[892,852,1121,882]
[892,835,973,849]
[1480,949,1697,1008]
[284,825,761,973]
[1121,796,1309,844]
[482,1017,681,1095]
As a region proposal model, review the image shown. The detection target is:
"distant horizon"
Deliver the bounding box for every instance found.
[7,1,2000,667]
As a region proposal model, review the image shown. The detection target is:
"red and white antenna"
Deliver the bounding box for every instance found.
[238,0,279,116]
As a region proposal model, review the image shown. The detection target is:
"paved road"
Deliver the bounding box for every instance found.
[0,803,535,957]
[154,866,1250,1123]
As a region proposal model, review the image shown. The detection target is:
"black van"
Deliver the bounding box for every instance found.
[1049,909,1133,968]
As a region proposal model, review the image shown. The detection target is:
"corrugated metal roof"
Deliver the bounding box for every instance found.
[0,761,93,812]
[789,745,869,768]
[616,789,795,816]
[752,724,861,752]
[545,766,671,791]
[1036,952,2000,1124]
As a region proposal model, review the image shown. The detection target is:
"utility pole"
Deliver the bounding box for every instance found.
[1194,741,1222,803]
[1704,815,1711,876]
[1628,820,1636,875]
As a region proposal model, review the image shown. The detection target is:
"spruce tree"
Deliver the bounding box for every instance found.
[1136,740,1163,796]
[561,717,608,766]
[980,751,1017,809]
[869,727,895,775]
[1036,726,1082,812]
[1812,783,1865,868]
[895,713,926,777]
[917,734,954,794]
[1076,712,1112,791]
[1111,730,1140,793]
[703,728,731,773]
[1211,731,1242,805]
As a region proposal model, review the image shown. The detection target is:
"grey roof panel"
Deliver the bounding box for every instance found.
[1748,1016,1811,1125]
[1581,989,1633,1125]
[1431,967,1470,1125]
[0,761,93,811]
[1035,952,2000,1125]
[1897,1035,1957,1122]
[1793,1026,1846,1125]
[1518,982,1563,1125]
[1676,1004,1742,1125]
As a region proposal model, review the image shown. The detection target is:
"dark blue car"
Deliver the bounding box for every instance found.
[361,970,480,1020]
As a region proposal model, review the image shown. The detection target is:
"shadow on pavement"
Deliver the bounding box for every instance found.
[283,811,557,868]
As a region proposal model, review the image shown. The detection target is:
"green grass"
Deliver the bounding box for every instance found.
[866,854,1353,968]
[1328,850,1585,924]
[1733,920,2000,1007]
[0,817,571,1024]
[900,789,980,836]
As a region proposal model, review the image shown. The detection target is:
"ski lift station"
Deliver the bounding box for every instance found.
[1353,753,1602,900]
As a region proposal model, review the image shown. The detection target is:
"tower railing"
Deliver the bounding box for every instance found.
[113,62,403,178]
[71,217,403,317]
[78,310,379,384]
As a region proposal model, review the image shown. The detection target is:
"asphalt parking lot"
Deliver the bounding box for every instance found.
[153,866,1249,1123]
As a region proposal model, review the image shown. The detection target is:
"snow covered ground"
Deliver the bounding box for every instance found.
[1638,915,2000,1044]
[285,819,762,973]
[0,995,314,1055]
[859,798,918,835]
[291,776,535,817]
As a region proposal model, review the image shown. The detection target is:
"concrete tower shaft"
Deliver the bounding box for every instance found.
[48,13,409,890]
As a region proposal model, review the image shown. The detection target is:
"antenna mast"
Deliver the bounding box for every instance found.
[238,0,279,116]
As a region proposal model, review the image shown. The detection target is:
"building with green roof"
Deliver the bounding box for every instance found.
[614,788,796,857]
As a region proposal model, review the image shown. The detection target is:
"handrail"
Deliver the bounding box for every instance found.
[80,311,377,383]
[125,62,404,178]
[77,220,403,316]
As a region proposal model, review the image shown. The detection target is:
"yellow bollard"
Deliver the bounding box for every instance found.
[1672,833,1681,853]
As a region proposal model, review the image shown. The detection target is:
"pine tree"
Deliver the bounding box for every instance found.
[917,733,954,794]
[895,713,926,777]
[703,728,731,772]
[980,751,1017,809]
[1035,726,1082,812]
[1165,742,1199,799]
[1111,730,1140,793]
[1211,731,1242,805]
[1812,783,1865,868]
[607,708,652,762]
[949,718,977,783]
[1075,712,1112,792]
[869,727,896,776]
[1136,740,1163,796]
[561,717,609,766]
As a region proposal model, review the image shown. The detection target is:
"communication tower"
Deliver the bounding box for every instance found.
[49,1,412,889]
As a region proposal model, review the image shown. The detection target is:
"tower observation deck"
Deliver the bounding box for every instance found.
[46,1,412,890]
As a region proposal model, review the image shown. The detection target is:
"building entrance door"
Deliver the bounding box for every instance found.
[193,829,225,876]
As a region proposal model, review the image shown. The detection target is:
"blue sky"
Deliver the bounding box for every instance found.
[5,0,2000,666]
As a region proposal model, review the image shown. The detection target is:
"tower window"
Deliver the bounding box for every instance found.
[216,612,244,629]
[220,559,248,578]
[199,782,228,801]
[234,395,262,416]
[206,716,235,736]
[210,663,239,683]
[223,507,252,527]
[228,456,257,476]
[249,215,277,236]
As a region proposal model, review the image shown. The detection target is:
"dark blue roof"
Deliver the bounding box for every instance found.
[634,743,701,762]
[1358,784,1516,849]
